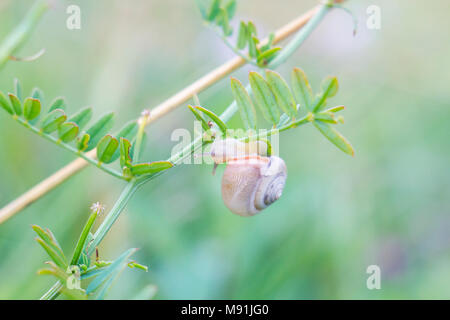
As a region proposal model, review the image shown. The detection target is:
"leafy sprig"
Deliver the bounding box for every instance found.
[35,204,148,300]
[197,0,281,67]
[188,68,354,156]
[0,80,173,180]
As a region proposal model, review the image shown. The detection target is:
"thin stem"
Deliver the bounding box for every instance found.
[133,116,148,164]
[214,28,258,66]
[14,117,126,180]
[40,281,63,300]
[267,4,330,68]
[0,0,49,69]
[88,181,140,255]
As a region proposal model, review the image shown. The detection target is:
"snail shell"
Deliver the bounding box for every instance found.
[221,155,287,217]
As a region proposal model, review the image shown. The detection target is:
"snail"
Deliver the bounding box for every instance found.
[209,138,287,217]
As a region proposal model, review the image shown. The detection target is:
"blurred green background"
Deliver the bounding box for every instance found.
[0,0,449,299]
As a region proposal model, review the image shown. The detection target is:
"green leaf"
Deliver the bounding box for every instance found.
[248,36,258,58]
[38,264,68,282]
[8,93,22,115]
[0,92,14,115]
[324,105,345,113]
[195,0,209,20]
[48,97,66,113]
[86,248,137,299]
[256,47,281,65]
[109,121,139,162]
[260,32,275,52]
[70,210,98,266]
[313,120,354,156]
[40,109,67,133]
[119,138,132,169]
[85,112,115,151]
[32,225,67,263]
[35,238,67,269]
[265,70,297,118]
[249,71,280,125]
[216,8,232,36]
[315,111,337,124]
[116,121,139,141]
[313,76,338,112]
[58,122,79,143]
[69,107,93,130]
[193,105,227,134]
[23,97,41,121]
[81,267,105,280]
[291,68,313,111]
[127,261,148,272]
[97,135,119,164]
[207,0,221,21]
[188,105,210,131]
[225,0,236,20]
[31,87,44,102]
[130,161,173,176]
[237,22,248,50]
[77,133,90,152]
[247,21,257,36]
[276,113,291,128]
[230,78,257,130]
[14,78,22,101]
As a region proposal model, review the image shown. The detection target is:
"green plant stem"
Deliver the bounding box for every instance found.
[88,181,140,255]
[40,281,63,300]
[70,210,98,266]
[216,29,257,66]
[14,117,126,180]
[267,3,331,68]
[133,119,147,163]
[0,0,49,69]
[41,2,334,299]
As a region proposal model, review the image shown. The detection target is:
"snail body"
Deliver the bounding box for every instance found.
[210,138,268,164]
[210,138,287,217]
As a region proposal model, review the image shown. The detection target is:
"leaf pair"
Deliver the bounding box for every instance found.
[196,0,280,66]
[231,69,299,128]
[0,91,41,121]
[238,23,280,65]
[118,137,173,178]
[290,69,353,156]
[188,105,227,134]
[33,225,68,270]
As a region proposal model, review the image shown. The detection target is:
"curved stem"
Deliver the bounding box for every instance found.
[214,28,258,66]
[0,0,49,69]
[267,3,330,68]
[88,181,140,255]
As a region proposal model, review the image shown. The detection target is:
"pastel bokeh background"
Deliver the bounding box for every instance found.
[0,0,448,299]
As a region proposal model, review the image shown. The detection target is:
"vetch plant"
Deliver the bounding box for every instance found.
[0,0,355,299]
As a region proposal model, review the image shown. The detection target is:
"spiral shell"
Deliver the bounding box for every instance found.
[221,155,287,217]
